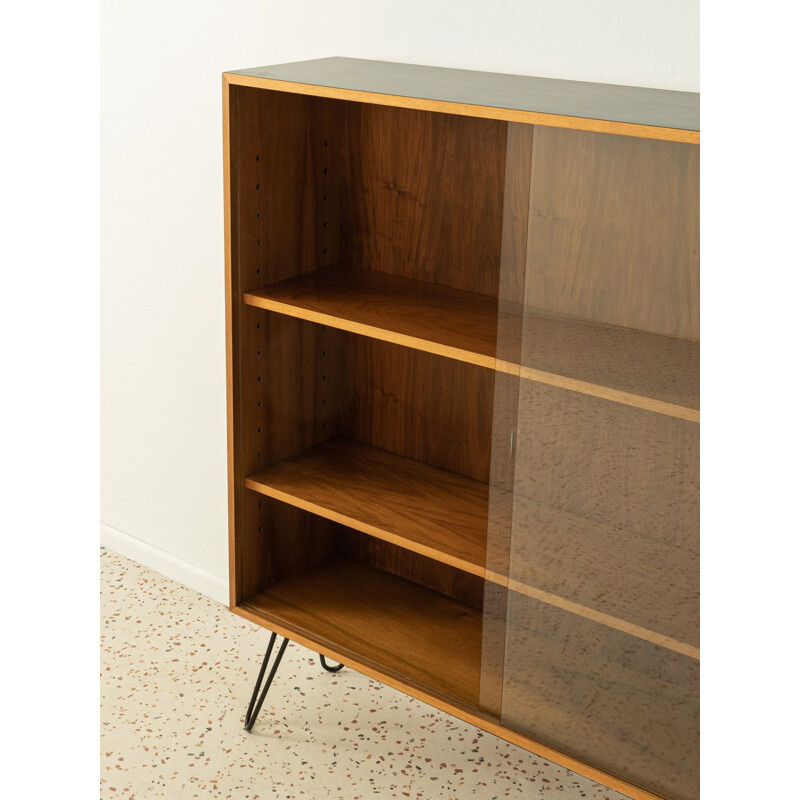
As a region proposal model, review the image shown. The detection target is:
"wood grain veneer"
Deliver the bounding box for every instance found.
[242,556,482,705]
[338,103,506,295]
[244,265,500,368]
[513,382,699,551]
[348,338,494,483]
[523,127,700,341]
[245,437,489,578]
[488,496,699,655]
[245,267,699,420]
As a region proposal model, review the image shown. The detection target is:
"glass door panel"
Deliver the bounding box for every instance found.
[482,123,700,800]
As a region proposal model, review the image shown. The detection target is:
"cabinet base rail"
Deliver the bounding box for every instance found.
[243,631,345,732]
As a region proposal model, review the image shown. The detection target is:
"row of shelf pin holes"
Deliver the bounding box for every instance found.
[319,140,330,436]
[251,143,331,472]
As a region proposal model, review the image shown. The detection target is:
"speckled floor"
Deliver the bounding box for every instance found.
[100,548,628,800]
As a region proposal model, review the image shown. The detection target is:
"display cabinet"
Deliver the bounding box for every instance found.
[223,57,699,800]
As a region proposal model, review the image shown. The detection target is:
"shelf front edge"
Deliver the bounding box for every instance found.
[243,290,497,370]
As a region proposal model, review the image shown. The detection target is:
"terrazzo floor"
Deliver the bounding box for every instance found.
[100,548,629,800]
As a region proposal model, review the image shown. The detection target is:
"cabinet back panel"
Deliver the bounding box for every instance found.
[524,127,699,339]
[509,380,699,646]
[339,103,507,297]
[513,381,699,551]
[336,529,484,609]
[244,498,339,596]
[346,337,494,483]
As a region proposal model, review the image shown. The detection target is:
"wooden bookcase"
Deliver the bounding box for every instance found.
[223,58,699,800]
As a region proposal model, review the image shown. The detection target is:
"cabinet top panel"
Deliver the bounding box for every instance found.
[225,57,699,144]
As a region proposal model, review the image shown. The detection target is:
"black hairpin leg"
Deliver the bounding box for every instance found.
[244,631,290,732]
[319,654,345,673]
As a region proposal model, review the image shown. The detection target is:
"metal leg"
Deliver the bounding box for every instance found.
[319,654,344,673]
[244,632,290,732]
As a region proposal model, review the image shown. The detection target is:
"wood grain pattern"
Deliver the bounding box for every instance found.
[244,433,698,656]
[227,86,349,604]
[511,307,699,411]
[498,363,700,423]
[496,123,533,365]
[336,530,485,609]
[501,597,699,800]
[512,381,699,552]
[224,57,699,143]
[245,437,489,577]
[244,264,500,368]
[491,497,698,653]
[245,266,699,420]
[349,338,494,483]
[243,556,482,705]
[524,127,700,340]
[339,103,506,296]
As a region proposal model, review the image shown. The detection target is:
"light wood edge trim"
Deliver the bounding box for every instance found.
[243,477,485,578]
[232,604,669,800]
[496,361,700,423]
[243,292,496,369]
[485,571,699,660]
[222,74,238,609]
[223,72,699,145]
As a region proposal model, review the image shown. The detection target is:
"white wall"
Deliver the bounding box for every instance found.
[100,0,699,603]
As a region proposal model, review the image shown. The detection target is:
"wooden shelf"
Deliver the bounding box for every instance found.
[245,266,698,421]
[239,556,482,705]
[496,305,699,422]
[244,264,500,370]
[245,437,698,658]
[487,497,699,660]
[245,437,489,578]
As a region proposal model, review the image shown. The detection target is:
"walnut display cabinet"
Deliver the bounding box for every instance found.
[223,58,699,800]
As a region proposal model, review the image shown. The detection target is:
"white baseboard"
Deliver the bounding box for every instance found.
[100,522,229,605]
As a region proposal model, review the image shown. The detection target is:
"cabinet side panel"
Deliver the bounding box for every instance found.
[229,87,348,602]
[224,78,239,606]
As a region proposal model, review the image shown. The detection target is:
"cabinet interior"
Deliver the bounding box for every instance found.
[226,77,700,800]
